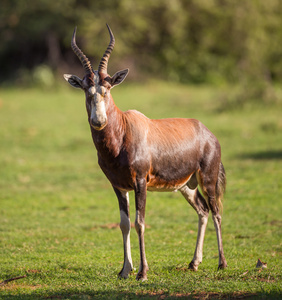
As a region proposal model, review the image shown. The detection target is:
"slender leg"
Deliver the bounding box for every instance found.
[180,185,209,270]
[113,187,133,279]
[196,155,227,271]
[212,213,227,269]
[200,184,227,270]
[134,178,149,281]
[190,213,208,270]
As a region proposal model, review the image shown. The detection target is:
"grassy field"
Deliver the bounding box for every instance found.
[0,81,281,299]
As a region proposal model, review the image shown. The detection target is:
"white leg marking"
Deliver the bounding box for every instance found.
[180,185,208,270]
[192,214,208,268]
[119,210,133,278]
[180,185,198,212]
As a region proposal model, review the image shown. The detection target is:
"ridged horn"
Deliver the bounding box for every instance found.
[98,24,115,74]
[71,27,93,74]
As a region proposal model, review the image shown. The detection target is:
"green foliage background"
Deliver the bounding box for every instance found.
[1,0,282,89]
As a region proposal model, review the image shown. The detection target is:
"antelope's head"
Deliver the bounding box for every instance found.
[64,24,128,130]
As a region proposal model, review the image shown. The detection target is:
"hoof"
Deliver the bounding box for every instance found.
[188,261,199,271]
[136,271,147,281]
[118,267,132,279]
[218,261,228,270]
[118,272,129,279]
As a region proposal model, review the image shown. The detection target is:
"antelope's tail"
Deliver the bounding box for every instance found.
[216,161,226,213]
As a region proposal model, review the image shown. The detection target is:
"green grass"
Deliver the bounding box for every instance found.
[0,81,281,299]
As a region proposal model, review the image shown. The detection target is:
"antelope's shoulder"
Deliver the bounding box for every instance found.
[123,110,150,130]
[124,109,149,120]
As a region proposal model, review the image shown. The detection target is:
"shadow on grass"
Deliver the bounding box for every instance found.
[238,150,282,160]
[1,291,281,300]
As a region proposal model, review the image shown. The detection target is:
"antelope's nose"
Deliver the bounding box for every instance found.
[90,118,108,130]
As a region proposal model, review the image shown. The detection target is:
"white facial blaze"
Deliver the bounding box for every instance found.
[89,85,108,130]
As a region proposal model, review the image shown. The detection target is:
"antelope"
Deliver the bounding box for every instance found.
[64,24,227,281]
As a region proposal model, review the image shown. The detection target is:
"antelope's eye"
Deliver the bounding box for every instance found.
[100,87,107,97]
[88,86,96,95]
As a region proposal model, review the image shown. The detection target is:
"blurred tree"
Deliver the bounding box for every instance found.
[0,0,80,83]
[1,0,282,99]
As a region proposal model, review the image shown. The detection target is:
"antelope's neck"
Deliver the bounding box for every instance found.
[89,100,126,158]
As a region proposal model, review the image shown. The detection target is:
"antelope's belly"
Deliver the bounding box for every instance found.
[147,172,193,192]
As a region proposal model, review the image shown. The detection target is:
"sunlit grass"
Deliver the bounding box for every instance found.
[0,82,281,299]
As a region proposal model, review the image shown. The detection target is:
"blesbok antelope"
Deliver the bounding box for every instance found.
[64,24,227,281]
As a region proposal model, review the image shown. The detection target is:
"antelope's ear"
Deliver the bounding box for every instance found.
[63,74,83,89]
[110,69,129,88]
